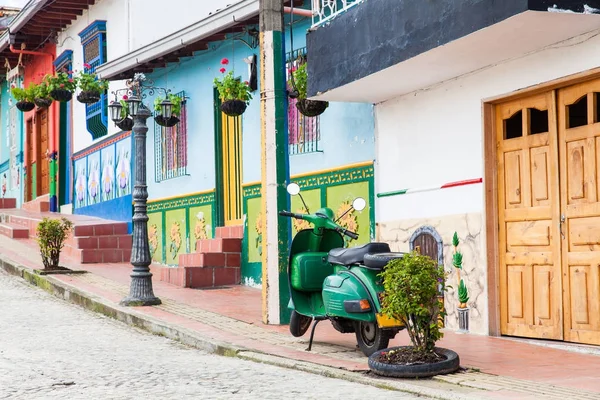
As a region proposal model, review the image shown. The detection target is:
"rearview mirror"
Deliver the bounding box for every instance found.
[352,197,367,211]
[287,183,300,196]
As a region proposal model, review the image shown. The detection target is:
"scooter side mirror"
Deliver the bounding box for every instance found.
[287,183,301,196]
[352,197,367,211]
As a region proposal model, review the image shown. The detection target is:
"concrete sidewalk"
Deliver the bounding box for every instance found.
[1,234,599,399]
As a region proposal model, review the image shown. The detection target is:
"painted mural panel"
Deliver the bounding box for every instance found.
[326,181,370,247]
[246,196,262,264]
[148,212,163,263]
[100,146,115,202]
[188,206,213,252]
[74,158,87,208]
[87,151,101,206]
[165,208,186,265]
[115,136,132,197]
[290,188,320,236]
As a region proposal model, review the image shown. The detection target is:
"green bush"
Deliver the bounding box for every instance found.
[36,218,73,269]
[153,94,183,117]
[11,83,37,103]
[292,63,308,99]
[380,251,446,355]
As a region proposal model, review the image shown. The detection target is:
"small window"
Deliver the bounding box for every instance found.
[154,91,188,182]
[568,95,587,128]
[529,108,548,135]
[504,110,522,140]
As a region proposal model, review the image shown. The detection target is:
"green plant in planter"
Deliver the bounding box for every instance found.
[119,99,129,119]
[153,94,182,116]
[77,67,109,94]
[380,251,446,356]
[292,62,308,99]
[458,279,469,306]
[11,83,36,103]
[214,70,253,104]
[290,62,328,117]
[44,72,77,93]
[35,217,73,270]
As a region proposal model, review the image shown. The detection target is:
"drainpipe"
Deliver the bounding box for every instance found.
[283,7,313,17]
[9,44,58,212]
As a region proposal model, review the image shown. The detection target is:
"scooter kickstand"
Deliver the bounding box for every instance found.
[306,318,321,352]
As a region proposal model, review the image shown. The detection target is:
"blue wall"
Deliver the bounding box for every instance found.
[1,79,24,206]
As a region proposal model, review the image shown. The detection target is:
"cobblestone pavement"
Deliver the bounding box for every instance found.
[0,272,421,400]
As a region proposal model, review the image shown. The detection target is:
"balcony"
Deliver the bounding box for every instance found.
[306,0,600,103]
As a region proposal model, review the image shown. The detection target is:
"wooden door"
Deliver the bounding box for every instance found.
[221,112,243,226]
[25,119,34,202]
[38,109,49,196]
[496,92,563,340]
[557,80,600,345]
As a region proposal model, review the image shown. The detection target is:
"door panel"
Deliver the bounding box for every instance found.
[38,109,49,196]
[26,119,34,202]
[496,93,563,340]
[221,112,243,226]
[558,80,600,345]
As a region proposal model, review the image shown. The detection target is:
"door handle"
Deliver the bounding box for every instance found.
[559,215,565,239]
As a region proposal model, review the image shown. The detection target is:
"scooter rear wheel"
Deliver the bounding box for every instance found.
[289,310,312,337]
[354,321,390,357]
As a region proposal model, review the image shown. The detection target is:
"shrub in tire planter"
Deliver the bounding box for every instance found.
[370,251,459,378]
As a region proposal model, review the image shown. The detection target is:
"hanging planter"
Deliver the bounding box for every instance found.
[11,83,36,112]
[116,117,134,131]
[213,59,252,117]
[290,63,328,118]
[34,98,53,108]
[16,101,35,112]
[77,90,101,104]
[45,72,77,102]
[153,93,182,128]
[220,99,247,117]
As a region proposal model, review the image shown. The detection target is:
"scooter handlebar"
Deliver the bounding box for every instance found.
[338,228,359,240]
[278,211,303,219]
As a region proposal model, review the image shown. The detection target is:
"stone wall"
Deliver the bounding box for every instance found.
[377,212,488,335]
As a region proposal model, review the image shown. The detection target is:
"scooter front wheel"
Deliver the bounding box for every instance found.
[290,310,312,337]
[354,321,390,357]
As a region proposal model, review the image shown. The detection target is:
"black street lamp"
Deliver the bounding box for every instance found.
[109,74,173,307]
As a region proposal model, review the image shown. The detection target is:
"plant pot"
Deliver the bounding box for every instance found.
[50,88,73,102]
[296,99,329,117]
[16,101,35,112]
[34,98,53,108]
[154,115,180,128]
[457,307,470,333]
[368,346,460,378]
[117,117,135,131]
[220,99,247,117]
[77,90,101,104]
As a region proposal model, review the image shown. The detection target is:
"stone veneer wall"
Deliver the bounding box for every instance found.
[377,212,488,335]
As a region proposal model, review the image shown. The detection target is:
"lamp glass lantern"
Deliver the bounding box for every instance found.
[109,101,123,123]
[126,95,141,117]
[160,98,173,119]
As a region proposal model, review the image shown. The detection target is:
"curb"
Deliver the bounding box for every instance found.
[0,257,482,400]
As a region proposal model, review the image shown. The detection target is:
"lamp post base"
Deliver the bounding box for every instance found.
[119,273,161,307]
[120,296,162,307]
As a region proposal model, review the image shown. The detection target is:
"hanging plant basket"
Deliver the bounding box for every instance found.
[16,101,35,112]
[34,98,53,109]
[296,99,329,117]
[77,90,101,104]
[155,115,180,128]
[220,99,247,117]
[50,88,73,102]
[116,117,135,131]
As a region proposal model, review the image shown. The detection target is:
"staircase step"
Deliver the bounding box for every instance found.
[0,222,29,239]
[73,223,128,237]
[196,237,241,253]
[159,266,240,288]
[215,225,243,239]
[179,252,240,268]
[0,198,16,209]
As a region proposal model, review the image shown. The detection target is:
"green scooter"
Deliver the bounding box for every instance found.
[279,183,405,357]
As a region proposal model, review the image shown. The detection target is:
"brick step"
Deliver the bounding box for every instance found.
[67,234,132,250]
[215,225,243,239]
[0,198,16,209]
[22,195,50,213]
[159,266,240,288]
[62,245,132,264]
[196,237,241,253]
[179,251,240,268]
[0,222,29,239]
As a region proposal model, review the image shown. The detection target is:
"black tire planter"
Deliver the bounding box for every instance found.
[368,347,460,378]
[50,88,73,102]
[155,115,180,128]
[16,101,35,112]
[296,99,329,117]
[116,117,134,131]
[77,90,101,104]
[34,98,53,108]
[220,100,247,117]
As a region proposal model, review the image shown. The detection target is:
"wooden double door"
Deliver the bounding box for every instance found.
[497,78,600,345]
[25,109,49,202]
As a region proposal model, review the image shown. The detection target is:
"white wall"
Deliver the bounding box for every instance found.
[375,29,600,223]
[57,0,241,153]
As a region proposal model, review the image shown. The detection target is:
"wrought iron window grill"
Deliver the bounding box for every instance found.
[154,91,188,182]
[312,0,365,27]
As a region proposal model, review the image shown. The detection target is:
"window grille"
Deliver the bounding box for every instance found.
[79,21,108,140]
[286,47,321,155]
[154,91,188,182]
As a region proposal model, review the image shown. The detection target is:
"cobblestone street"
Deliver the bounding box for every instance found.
[0,272,421,399]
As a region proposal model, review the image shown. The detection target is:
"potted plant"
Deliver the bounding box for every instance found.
[214,58,252,117]
[45,71,77,102]
[11,83,36,112]
[116,98,134,131]
[76,64,109,104]
[291,63,328,117]
[452,232,470,333]
[153,93,182,128]
[368,251,460,378]
[35,217,73,272]
[33,81,53,108]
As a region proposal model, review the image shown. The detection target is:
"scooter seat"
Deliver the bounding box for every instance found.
[328,242,391,266]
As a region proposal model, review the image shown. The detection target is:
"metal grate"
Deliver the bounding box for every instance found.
[154,91,188,182]
[286,47,321,155]
[312,0,365,27]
